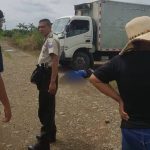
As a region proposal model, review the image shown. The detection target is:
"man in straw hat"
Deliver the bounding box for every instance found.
[0,10,11,123]
[89,16,150,150]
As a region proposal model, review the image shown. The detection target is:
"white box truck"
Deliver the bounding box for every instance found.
[52,0,150,70]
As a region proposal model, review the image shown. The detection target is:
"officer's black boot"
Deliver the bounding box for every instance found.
[28,140,50,150]
[36,134,56,143]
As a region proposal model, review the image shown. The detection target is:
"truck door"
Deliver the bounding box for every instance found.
[64,19,92,57]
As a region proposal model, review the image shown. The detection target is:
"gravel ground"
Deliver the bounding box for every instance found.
[0,40,121,150]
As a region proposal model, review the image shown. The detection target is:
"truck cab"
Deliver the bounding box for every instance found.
[52,16,94,70]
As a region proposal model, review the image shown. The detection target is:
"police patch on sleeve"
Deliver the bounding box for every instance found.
[47,42,53,49]
[47,39,59,55]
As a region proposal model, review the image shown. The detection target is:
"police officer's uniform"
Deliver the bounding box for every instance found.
[38,33,59,66]
[37,32,59,143]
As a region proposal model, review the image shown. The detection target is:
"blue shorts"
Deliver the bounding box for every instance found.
[122,128,150,150]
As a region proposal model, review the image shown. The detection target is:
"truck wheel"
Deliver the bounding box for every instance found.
[72,51,91,70]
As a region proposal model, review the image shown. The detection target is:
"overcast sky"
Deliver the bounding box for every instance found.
[1,0,150,29]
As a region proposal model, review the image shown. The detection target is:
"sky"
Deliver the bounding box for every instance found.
[1,0,150,29]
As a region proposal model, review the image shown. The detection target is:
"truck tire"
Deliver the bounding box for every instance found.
[72,51,91,70]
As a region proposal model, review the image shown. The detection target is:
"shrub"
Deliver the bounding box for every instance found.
[1,23,43,51]
[10,29,43,51]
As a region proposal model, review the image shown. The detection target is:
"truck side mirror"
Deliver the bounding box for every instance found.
[58,32,65,39]
[65,25,70,33]
[65,25,70,37]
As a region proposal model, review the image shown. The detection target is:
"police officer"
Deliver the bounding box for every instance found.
[0,10,11,123]
[28,19,60,150]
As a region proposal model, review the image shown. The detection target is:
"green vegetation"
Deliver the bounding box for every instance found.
[0,23,43,51]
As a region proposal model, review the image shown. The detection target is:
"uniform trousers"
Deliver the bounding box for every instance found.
[38,90,56,141]
[37,67,58,141]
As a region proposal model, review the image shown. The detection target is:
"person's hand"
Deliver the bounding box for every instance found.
[2,105,12,122]
[119,101,129,121]
[48,82,57,95]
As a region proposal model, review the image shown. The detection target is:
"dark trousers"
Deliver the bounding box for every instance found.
[122,128,150,150]
[37,68,58,141]
[38,90,56,140]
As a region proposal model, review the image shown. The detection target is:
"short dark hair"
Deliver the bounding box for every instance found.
[39,19,52,27]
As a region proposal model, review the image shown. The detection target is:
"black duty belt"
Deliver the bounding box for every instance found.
[38,63,51,69]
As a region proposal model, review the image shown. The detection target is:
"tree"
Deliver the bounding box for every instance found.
[17,23,28,32]
[28,23,37,32]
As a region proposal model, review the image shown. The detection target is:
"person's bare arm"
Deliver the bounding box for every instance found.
[0,74,11,122]
[89,74,129,120]
[48,54,59,95]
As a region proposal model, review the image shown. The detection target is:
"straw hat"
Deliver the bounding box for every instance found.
[119,16,150,55]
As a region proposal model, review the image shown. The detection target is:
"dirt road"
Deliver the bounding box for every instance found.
[0,40,121,150]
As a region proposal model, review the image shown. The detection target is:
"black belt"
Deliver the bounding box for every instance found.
[38,63,51,69]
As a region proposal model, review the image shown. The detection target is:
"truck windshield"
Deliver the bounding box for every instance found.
[52,18,70,34]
